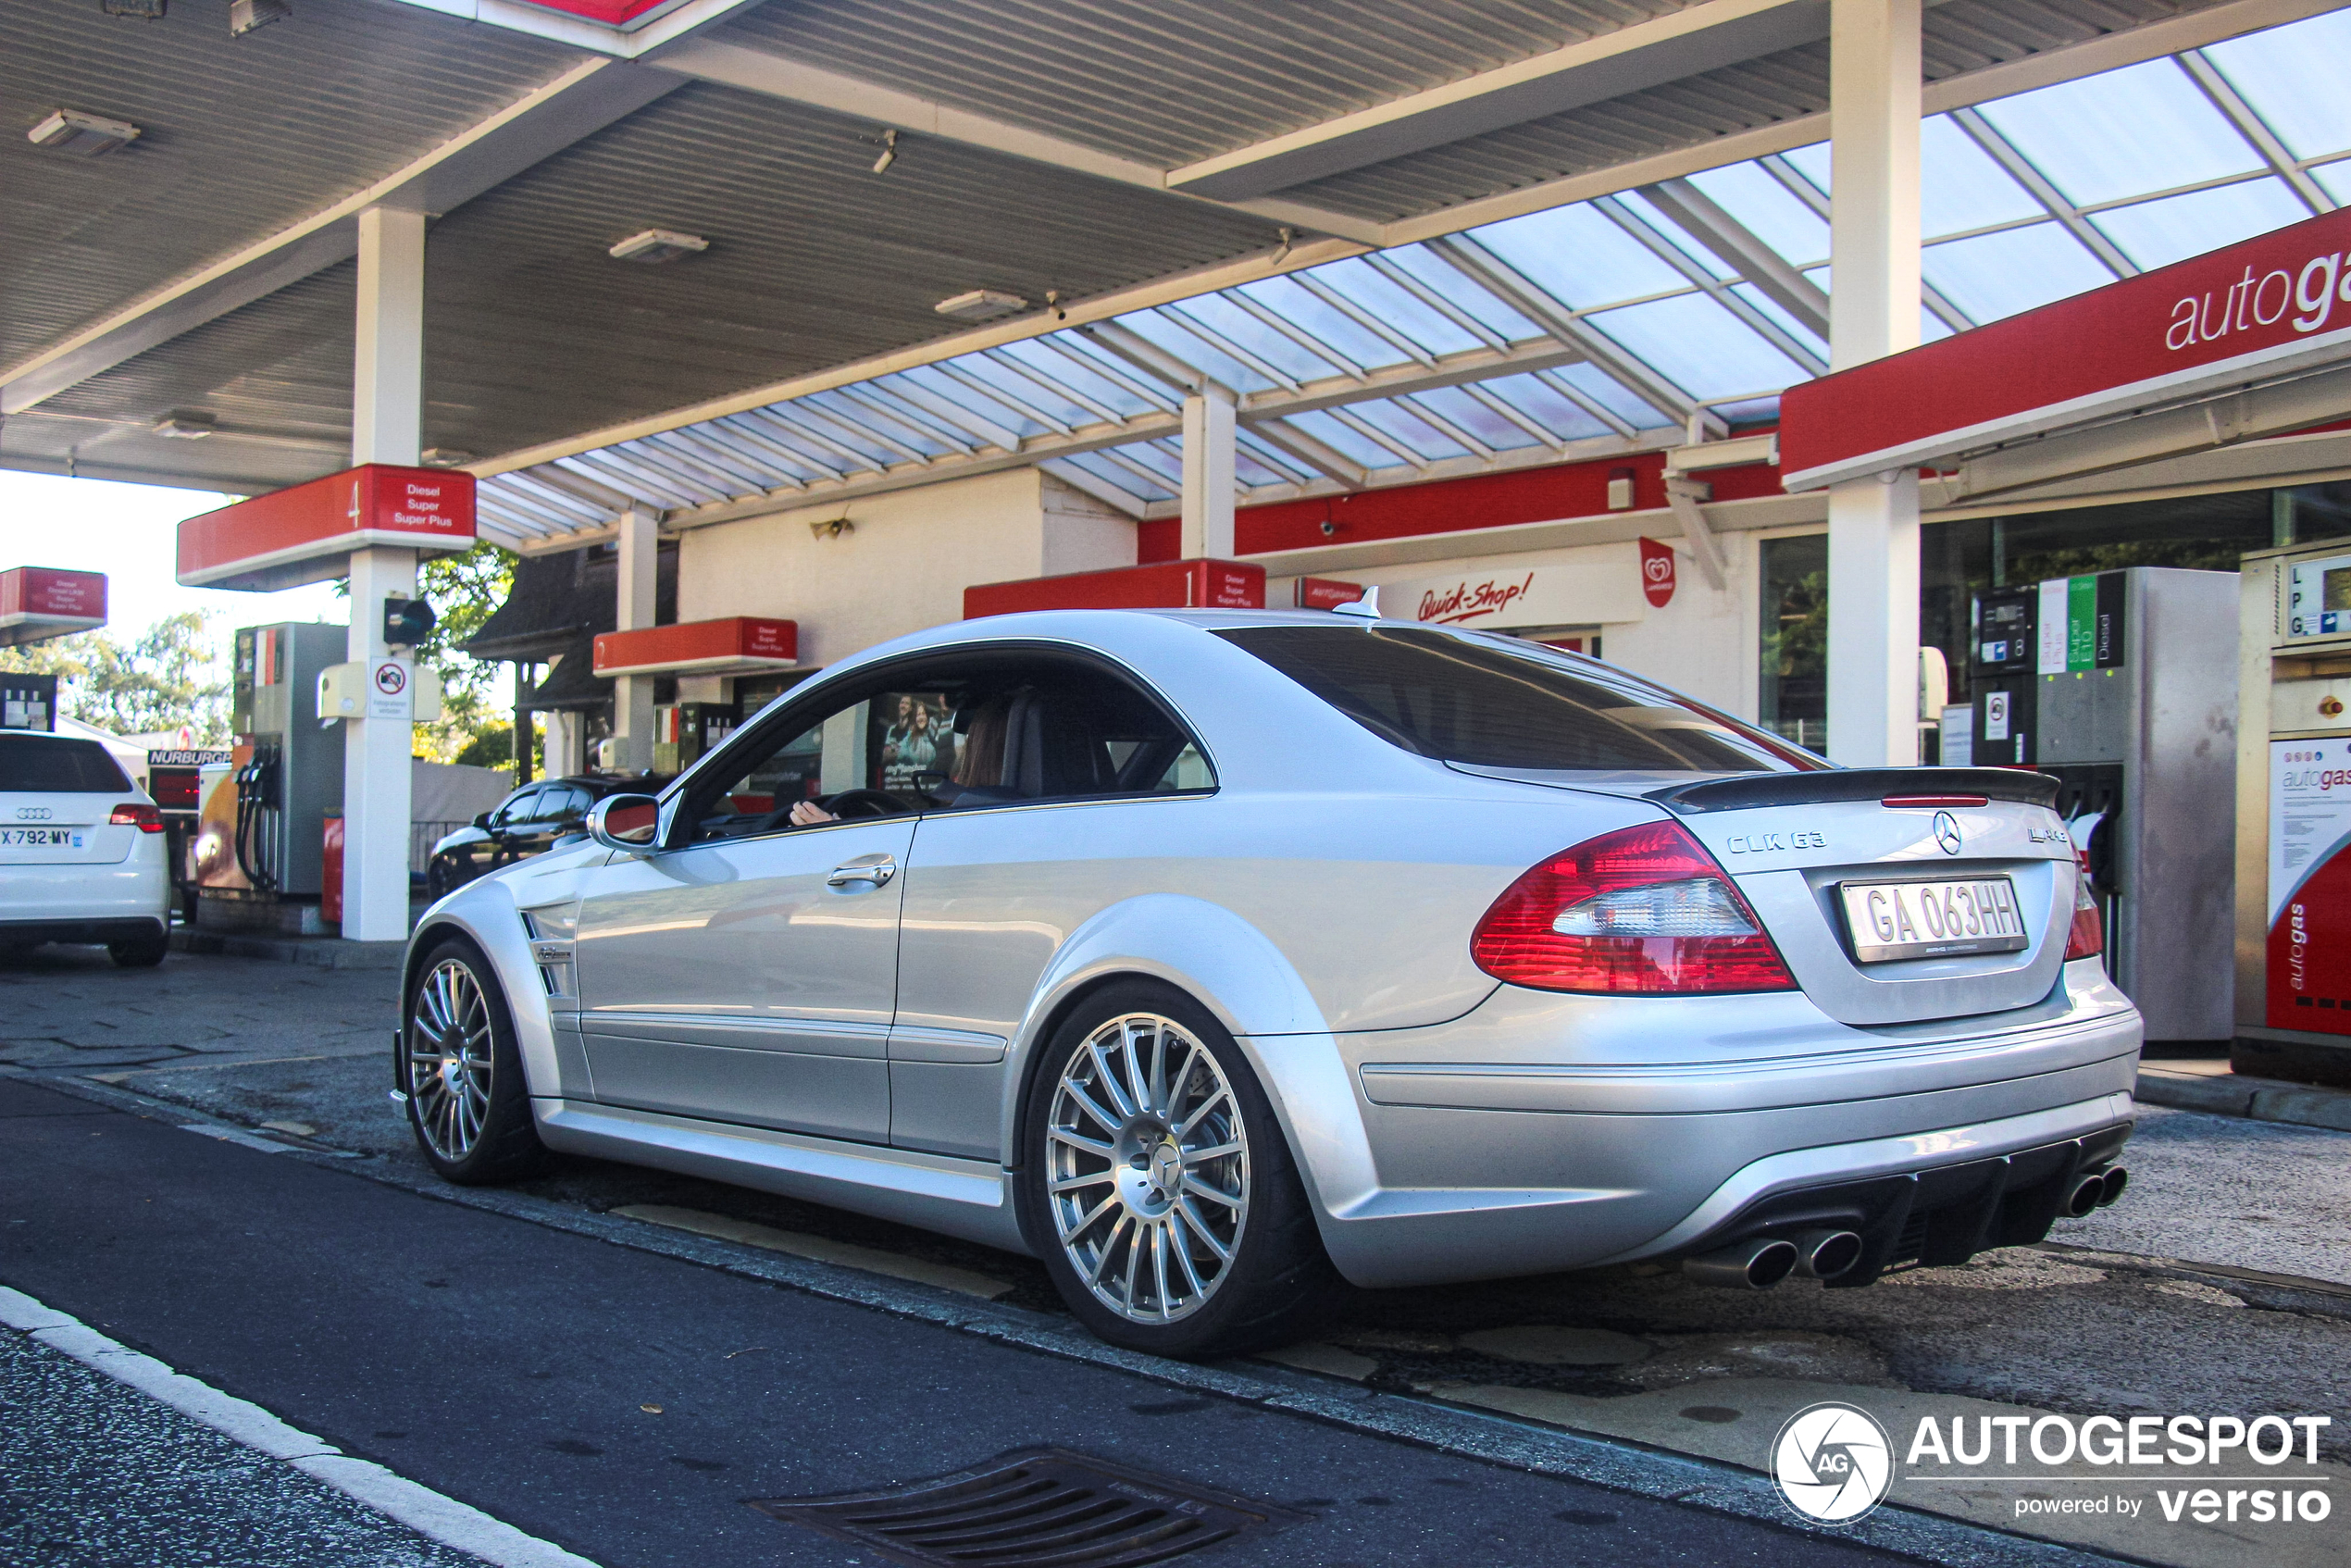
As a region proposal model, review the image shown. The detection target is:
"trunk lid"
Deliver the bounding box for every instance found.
[1452,765,2079,1026]
[0,791,137,865]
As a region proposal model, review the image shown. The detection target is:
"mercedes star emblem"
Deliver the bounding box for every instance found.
[1933,810,1964,856]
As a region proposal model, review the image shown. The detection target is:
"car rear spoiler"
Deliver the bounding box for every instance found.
[1646,767,2062,815]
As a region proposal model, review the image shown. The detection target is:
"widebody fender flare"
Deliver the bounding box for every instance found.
[997,892,1383,1226]
[404,873,568,1101]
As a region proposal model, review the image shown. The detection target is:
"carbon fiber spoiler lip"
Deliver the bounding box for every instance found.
[1644,766,2062,815]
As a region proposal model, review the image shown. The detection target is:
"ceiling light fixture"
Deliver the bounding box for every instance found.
[100,0,168,17]
[872,129,898,175]
[229,0,290,35]
[935,289,1027,323]
[608,229,708,264]
[154,411,217,440]
[28,109,142,156]
[420,448,475,467]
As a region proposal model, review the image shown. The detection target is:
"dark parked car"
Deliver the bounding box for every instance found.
[424,774,667,898]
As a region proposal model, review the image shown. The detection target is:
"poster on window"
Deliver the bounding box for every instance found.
[2267,738,2351,1034]
[873,692,958,792]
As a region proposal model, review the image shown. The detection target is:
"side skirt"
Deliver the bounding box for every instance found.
[532,1098,1029,1254]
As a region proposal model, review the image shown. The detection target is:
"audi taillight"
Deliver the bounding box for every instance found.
[110,803,164,834]
[2064,854,2103,961]
[1471,821,1796,994]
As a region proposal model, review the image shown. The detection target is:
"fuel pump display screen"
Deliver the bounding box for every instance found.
[2284,552,2351,640]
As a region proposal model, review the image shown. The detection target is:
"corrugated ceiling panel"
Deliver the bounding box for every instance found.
[713,0,1698,167]
[0,0,581,370]
[1276,0,2210,222]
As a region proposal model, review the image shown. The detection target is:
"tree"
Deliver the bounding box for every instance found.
[0,611,231,741]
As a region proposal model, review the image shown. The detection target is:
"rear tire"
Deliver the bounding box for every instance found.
[107,930,168,968]
[1016,979,1335,1360]
[400,938,549,1185]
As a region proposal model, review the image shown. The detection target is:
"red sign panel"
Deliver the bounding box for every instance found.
[1293,577,1365,610]
[1639,538,1677,608]
[513,0,673,23]
[179,465,476,592]
[593,616,800,677]
[964,560,1267,618]
[0,566,106,622]
[1782,207,2351,490]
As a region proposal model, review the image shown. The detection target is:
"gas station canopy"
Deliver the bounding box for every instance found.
[9,0,2351,540]
[1782,205,2351,495]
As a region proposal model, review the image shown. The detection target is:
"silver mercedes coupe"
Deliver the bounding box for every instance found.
[397,608,2139,1358]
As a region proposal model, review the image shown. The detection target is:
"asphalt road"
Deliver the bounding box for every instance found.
[8,943,2351,1567]
[0,1073,1904,1568]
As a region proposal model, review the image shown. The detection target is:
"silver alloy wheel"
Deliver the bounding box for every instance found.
[1046,1012,1250,1324]
[409,957,494,1162]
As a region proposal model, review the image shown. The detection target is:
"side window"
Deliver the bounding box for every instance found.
[688,653,1213,841]
[492,787,541,827]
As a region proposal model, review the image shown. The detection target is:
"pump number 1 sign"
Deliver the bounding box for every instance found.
[2268,739,2351,1033]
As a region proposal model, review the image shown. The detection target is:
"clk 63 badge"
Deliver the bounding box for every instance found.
[1726,830,1828,853]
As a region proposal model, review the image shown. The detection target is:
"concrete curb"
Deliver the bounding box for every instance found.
[2134,1067,2351,1132]
[168,929,408,969]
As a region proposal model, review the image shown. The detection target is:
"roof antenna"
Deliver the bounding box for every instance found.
[1334,586,1380,619]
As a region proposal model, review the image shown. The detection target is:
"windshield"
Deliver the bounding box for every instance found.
[1216,625,1822,775]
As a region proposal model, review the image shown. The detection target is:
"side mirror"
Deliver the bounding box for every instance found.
[472,811,493,829]
[586,793,661,852]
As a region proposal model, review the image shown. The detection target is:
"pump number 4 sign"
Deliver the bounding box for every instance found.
[368,658,413,721]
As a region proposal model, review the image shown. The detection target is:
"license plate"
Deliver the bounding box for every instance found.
[1839,877,2027,963]
[0,828,83,850]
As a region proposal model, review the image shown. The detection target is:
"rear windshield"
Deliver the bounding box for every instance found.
[1216,625,1820,774]
[0,735,133,792]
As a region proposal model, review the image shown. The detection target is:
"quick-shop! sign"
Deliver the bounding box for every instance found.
[1379,554,1652,630]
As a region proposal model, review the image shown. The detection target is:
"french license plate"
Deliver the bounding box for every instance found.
[1839,877,2027,963]
[0,828,82,850]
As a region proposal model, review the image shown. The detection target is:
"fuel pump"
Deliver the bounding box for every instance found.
[193,622,345,934]
[1968,568,2238,1043]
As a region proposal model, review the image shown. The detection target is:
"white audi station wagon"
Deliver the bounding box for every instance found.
[1,729,171,966]
[399,609,2138,1358]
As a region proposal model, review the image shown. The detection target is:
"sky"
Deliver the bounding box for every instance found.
[0,471,345,641]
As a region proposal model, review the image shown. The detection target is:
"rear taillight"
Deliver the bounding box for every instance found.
[1471,821,1797,994]
[110,803,164,833]
[2064,855,2103,961]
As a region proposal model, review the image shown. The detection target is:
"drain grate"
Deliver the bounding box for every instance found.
[750,1446,1305,1567]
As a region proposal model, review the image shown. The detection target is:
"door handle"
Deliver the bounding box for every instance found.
[826,855,896,890]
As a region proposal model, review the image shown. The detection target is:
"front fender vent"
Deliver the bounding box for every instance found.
[751,1446,1303,1566]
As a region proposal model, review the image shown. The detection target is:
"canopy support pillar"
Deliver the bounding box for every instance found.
[342,206,424,942]
[1180,387,1237,560]
[611,506,658,773]
[1825,0,1922,767]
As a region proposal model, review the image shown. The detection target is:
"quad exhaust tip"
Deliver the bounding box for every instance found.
[1684,1237,1800,1289]
[2065,1164,2129,1218]
[1793,1229,1864,1280]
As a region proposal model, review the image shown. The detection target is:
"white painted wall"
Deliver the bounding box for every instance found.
[1282,532,1763,721]
[677,469,1135,666]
